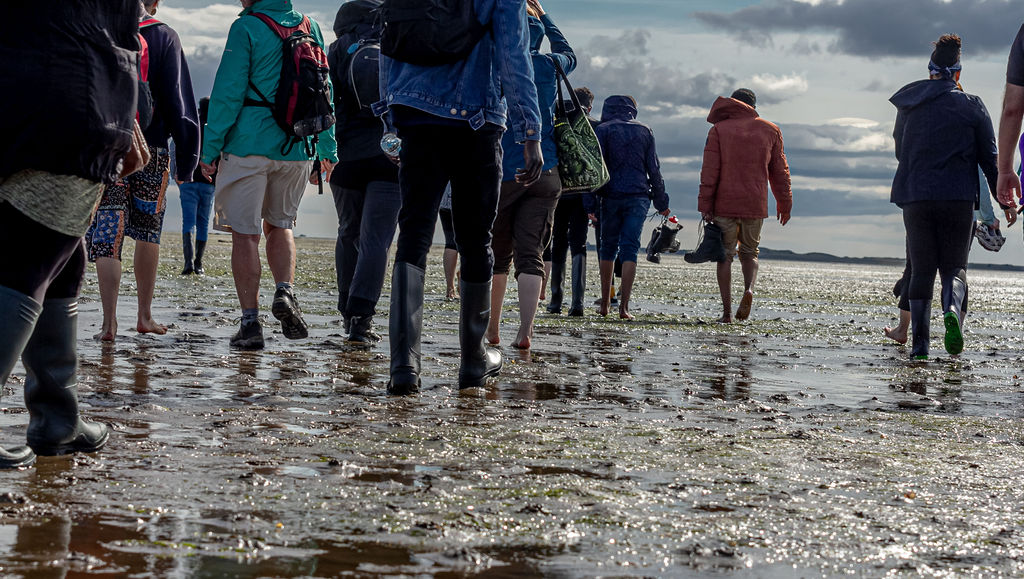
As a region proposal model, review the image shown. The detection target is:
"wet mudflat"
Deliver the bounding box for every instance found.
[2,234,1024,577]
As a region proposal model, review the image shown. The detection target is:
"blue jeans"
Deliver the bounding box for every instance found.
[178,181,215,241]
[331,180,402,317]
[598,196,650,263]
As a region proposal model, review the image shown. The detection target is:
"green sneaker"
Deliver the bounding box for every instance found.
[943,311,963,355]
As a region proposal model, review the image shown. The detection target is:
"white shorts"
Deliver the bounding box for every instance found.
[213,154,310,235]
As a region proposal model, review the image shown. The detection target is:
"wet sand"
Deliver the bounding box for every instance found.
[1,234,1023,576]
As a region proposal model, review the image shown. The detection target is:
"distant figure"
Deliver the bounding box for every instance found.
[594,95,670,320]
[0,0,136,467]
[85,0,201,341]
[488,0,576,349]
[889,35,1012,359]
[546,86,597,317]
[379,0,543,393]
[996,23,1024,209]
[438,186,459,301]
[200,0,338,350]
[698,88,791,323]
[178,97,214,276]
[327,0,400,345]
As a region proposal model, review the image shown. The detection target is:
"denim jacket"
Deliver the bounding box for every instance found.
[376,0,542,144]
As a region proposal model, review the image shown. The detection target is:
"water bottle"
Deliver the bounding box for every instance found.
[380,132,401,157]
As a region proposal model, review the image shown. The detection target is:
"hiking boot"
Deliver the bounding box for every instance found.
[348,315,381,344]
[230,320,264,350]
[272,287,308,339]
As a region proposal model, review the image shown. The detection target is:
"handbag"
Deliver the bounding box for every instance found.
[551,58,610,193]
[119,119,151,179]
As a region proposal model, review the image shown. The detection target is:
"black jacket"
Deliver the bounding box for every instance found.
[0,0,140,185]
[890,79,1003,209]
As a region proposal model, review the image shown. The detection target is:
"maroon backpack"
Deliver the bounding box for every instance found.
[243,12,335,156]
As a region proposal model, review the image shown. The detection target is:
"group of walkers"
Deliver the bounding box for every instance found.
[3,0,1024,467]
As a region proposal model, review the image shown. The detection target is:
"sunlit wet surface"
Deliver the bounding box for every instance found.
[1,235,1024,576]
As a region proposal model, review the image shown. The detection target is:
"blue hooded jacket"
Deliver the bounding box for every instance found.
[889,78,1001,208]
[500,13,575,181]
[594,96,668,211]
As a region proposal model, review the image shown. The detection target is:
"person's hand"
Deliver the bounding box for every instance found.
[175,179,183,186]
[200,161,218,182]
[997,171,1021,209]
[701,212,714,223]
[1005,208,1018,228]
[659,208,671,217]
[778,211,791,226]
[321,160,335,183]
[588,213,597,224]
[526,0,545,16]
[516,140,543,186]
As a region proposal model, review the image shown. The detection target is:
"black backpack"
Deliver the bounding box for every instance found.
[347,39,381,112]
[243,12,335,154]
[380,0,489,66]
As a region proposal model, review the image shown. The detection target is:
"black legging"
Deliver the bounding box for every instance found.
[902,200,973,302]
[0,202,85,302]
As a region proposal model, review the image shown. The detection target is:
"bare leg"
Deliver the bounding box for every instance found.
[264,223,296,285]
[539,260,551,301]
[735,254,759,321]
[232,231,262,310]
[514,273,542,348]
[443,248,458,300]
[486,273,507,345]
[134,240,167,334]
[94,257,121,341]
[618,261,637,320]
[884,309,911,344]
[716,260,732,323]
[598,259,614,316]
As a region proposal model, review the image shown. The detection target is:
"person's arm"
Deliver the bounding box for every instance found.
[697,127,720,221]
[997,83,1024,208]
[537,8,576,76]
[494,0,542,156]
[311,19,338,169]
[768,129,792,225]
[645,129,669,214]
[975,99,1016,225]
[154,29,201,182]
[202,19,253,166]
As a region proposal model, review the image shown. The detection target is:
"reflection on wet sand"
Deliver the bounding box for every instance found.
[1,239,1024,576]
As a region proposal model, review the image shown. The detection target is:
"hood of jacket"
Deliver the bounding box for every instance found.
[528,15,545,52]
[707,96,758,124]
[890,78,959,111]
[600,95,637,122]
[333,0,380,38]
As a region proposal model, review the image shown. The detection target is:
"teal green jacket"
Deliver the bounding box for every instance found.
[202,0,338,164]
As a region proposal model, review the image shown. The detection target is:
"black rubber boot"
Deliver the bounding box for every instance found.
[193,239,207,275]
[909,299,931,360]
[23,298,109,457]
[387,262,424,395]
[180,232,195,275]
[547,259,565,314]
[0,286,41,468]
[684,221,727,264]
[567,254,586,317]
[940,270,967,355]
[458,279,503,389]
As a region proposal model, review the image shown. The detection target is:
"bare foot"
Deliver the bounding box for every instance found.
[485,329,500,345]
[93,321,117,341]
[512,334,531,350]
[619,309,634,320]
[137,317,168,335]
[597,300,610,317]
[446,287,457,301]
[735,291,754,321]
[884,326,908,345]
[716,315,732,324]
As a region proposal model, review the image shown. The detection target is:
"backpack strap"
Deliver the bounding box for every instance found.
[138,34,150,82]
[139,17,163,29]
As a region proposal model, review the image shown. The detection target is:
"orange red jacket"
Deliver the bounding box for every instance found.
[698,97,792,219]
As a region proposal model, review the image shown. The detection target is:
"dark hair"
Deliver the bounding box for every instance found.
[574,87,595,110]
[931,34,961,67]
[730,88,756,108]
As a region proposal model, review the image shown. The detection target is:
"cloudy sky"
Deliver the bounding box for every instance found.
[155,0,1024,263]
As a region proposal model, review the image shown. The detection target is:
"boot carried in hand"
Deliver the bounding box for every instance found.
[684,220,727,264]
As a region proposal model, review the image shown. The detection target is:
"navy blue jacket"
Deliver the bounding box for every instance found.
[890,79,1001,208]
[594,96,668,212]
[141,19,200,182]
